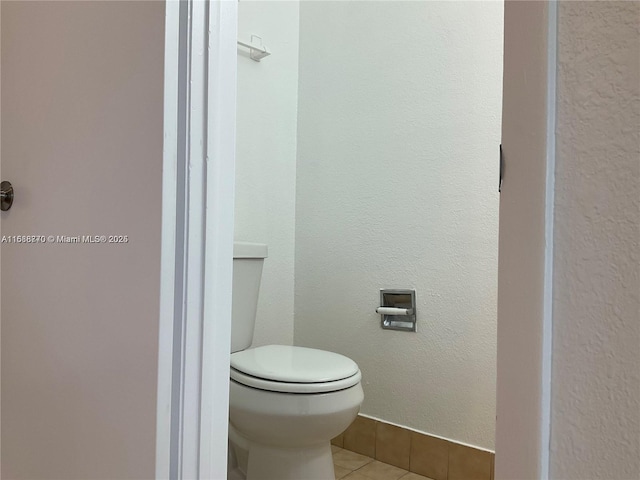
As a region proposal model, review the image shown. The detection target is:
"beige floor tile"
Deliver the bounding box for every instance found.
[344,416,377,458]
[333,445,344,454]
[400,472,435,480]
[335,464,353,479]
[376,422,411,470]
[409,432,449,480]
[355,460,408,480]
[448,443,492,480]
[333,449,374,471]
[343,472,372,480]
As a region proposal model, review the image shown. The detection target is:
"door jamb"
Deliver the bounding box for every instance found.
[495,1,556,478]
[156,1,237,478]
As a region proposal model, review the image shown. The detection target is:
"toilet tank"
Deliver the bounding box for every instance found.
[232,242,268,353]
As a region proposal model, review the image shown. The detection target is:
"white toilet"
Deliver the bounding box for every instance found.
[229,242,364,480]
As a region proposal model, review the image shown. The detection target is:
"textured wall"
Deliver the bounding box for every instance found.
[294,1,502,449]
[551,2,640,478]
[235,1,299,347]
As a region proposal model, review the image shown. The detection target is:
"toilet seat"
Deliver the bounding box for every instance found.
[230,345,361,394]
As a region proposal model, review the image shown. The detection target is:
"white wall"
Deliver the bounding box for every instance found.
[1,2,163,477]
[235,0,299,347]
[294,1,502,450]
[551,2,640,478]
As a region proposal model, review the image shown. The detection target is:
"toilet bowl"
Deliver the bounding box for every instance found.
[229,345,363,480]
[229,244,364,479]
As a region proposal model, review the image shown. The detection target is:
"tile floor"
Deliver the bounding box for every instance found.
[332,445,434,480]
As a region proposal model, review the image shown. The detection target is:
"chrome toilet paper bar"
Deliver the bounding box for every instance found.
[375,307,413,316]
[377,289,417,332]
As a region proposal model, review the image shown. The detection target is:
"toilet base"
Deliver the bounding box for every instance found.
[246,442,334,480]
[228,374,363,480]
[229,425,335,480]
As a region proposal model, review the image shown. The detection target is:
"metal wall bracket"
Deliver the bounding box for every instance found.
[237,35,271,62]
[377,289,417,332]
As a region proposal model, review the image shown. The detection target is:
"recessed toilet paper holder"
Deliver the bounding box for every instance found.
[377,289,417,332]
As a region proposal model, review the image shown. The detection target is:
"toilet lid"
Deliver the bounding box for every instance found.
[230,345,361,393]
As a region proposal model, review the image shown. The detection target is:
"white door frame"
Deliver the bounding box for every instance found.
[495,1,556,479]
[156,1,557,479]
[156,1,237,478]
